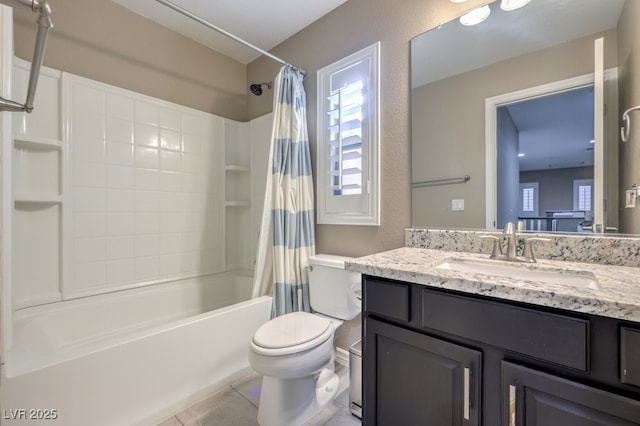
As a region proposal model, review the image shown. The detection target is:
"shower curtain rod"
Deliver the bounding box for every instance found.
[0,0,52,112]
[155,0,306,75]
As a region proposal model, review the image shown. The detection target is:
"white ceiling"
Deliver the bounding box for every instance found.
[112,0,347,64]
[505,86,594,172]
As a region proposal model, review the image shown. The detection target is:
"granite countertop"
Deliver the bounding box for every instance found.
[345,247,640,322]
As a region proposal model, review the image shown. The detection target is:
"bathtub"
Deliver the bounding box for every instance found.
[1,271,272,426]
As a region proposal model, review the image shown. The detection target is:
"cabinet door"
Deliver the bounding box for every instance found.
[364,317,481,426]
[502,361,640,426]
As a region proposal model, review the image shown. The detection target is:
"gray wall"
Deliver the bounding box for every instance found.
[247,0,492,257]
[521,166,594,215]
[497,107,520,228]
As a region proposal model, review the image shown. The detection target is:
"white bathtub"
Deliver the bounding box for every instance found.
[1,271,272,426]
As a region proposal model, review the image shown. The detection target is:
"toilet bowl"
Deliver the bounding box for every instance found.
[249,254,361,426]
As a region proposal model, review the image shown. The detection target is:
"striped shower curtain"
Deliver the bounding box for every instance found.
[252,65,315,317]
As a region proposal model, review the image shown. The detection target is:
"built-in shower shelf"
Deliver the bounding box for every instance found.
[15,193,62,204]
[225,165,250,172]
[14,136,63,150]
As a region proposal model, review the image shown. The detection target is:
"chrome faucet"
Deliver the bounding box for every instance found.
[481,221,549,263]
[503,222,518,260]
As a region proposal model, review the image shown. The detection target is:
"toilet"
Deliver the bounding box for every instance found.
[249,254,361,426]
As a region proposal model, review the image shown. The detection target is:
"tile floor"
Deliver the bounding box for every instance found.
[157,364,361,426]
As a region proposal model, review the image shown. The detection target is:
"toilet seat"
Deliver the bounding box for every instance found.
[252,311,334,356]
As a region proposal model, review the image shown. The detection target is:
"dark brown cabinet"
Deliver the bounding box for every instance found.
[362,275,640,426]
[365,317,481,425]
[503,362,640,425]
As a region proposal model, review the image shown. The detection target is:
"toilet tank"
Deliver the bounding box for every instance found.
[308,254,361,320]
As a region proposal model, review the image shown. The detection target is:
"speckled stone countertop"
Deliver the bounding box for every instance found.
[405,228,640,267]
[345,247,640,323]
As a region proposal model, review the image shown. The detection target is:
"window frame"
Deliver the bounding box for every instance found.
[519,182,539,218]
[573,178,594,214]
[316,42,380,226]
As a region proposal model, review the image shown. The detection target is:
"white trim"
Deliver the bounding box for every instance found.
[316,42,381,226]
[335,346,350,368]
[60,71,72,301]
[593,38,604,228]
[485,73,599,229]
[0,4,13,360]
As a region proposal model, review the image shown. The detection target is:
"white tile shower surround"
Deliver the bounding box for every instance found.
[70,76,225,294]
[12,59,264,310]
[157,365,361,426]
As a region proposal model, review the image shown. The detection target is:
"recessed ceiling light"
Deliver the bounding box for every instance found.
[590,139,595,144]
[459,5,491,26]
[500,0,532,11]
[518,153,525,157]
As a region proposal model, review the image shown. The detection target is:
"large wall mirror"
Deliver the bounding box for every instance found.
[411,0,640,234]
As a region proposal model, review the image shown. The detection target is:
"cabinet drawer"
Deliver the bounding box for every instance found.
[364,279,410,322]
[621,326,640,387]
[422,289,589,371]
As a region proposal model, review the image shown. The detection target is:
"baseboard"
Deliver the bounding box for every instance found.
[335,347,350,368]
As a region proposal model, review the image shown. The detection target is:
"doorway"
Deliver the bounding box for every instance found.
[496,85,595,232]
[485,70,619,232]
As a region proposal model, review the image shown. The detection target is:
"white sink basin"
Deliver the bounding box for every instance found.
[436,259,600,290]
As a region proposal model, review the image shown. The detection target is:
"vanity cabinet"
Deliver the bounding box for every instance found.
[362,276,640,425]
[366,317,481,425]
[503,362,640,425]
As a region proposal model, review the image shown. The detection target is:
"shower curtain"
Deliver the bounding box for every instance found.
[252,65,315,317]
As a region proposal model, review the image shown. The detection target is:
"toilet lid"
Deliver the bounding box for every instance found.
[252,311,332,350]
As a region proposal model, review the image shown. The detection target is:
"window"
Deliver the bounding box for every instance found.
[573,179,593,213]
[317,42,380,225]
[519,182,539,217]
[522,187,535,212]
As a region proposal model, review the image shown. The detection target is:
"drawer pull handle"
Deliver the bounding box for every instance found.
[509,384,516,426]
[463,367,470,420]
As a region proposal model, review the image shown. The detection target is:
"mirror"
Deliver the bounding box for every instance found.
[410,0,637,233]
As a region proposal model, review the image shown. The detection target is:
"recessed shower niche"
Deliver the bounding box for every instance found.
[224,120,252,270]
[11,59,63,309]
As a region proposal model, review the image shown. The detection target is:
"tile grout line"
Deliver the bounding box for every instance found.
[230,384,259,408]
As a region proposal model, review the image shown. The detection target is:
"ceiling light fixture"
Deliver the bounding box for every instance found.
[459,5,491,26]
[449,0,468,2]
[500,0,532,11]
[518,153,525,157]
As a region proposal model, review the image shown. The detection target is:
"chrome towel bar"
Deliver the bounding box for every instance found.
[412,174,471,188]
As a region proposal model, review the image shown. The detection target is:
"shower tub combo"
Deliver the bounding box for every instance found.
[2,55,274,425]
[2,272,271,426]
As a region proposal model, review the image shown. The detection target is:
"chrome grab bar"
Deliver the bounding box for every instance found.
[0,0,52,113]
